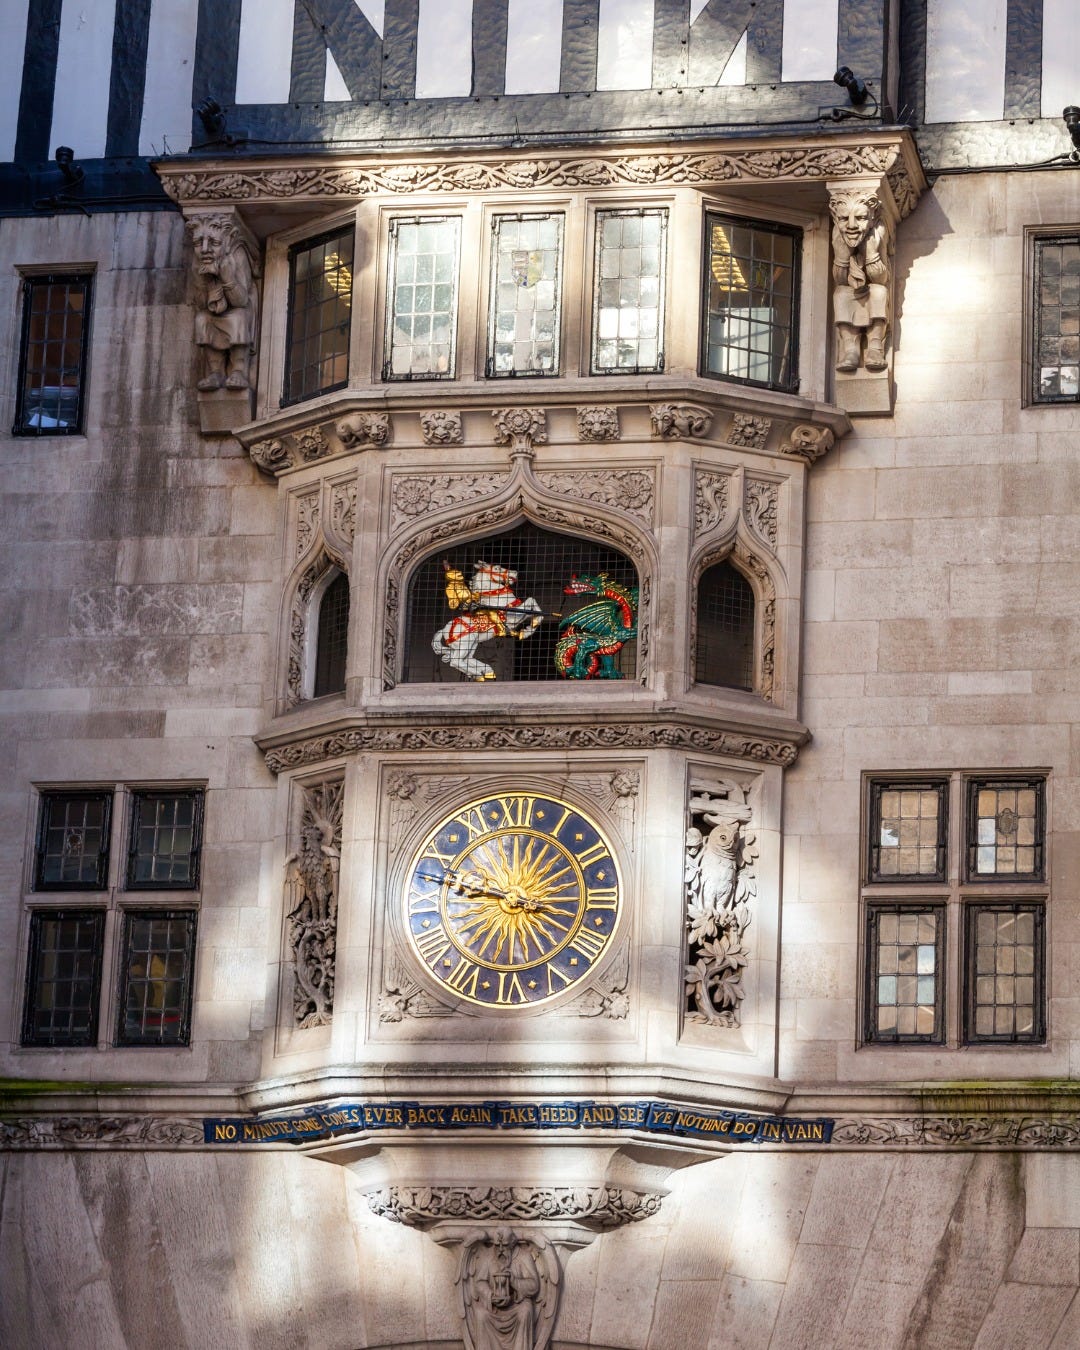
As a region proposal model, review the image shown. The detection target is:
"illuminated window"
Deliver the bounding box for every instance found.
[14,273,92,435]
[284,226,354,404]
[487,213,564,377]
[384,217,461,379]
[702,214,799,391]
[591,208,667,374]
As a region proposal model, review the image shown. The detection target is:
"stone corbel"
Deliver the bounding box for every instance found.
[827,176,898,416]
[184,206,262,435]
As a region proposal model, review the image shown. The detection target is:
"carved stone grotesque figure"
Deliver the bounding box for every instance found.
[187,213,259,391]
[829,190,890,373]
[457,1228,559,1350]
[284,781,342,1028]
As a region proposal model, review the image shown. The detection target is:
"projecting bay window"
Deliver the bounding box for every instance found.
[702,213,799,391]
[283,226,354,405]
[384,217,461,380]
[14,272,92,435]
[861,773,1047,1048]
[591,208,667,374]
[486,213,564,377]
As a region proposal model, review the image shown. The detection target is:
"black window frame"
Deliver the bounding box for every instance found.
[126,789,205,891]
[963,901,1046,1045]
[21,908,106,1047]
[1028,231,1080,405]
[864,901,947,1045]
[964,775,1046,883]
[34,790,113,891]
[115,908,198,1047]
[282,223,355,407]
[14,271,93,437]
[700,212,801,394]
[867,778,949,884]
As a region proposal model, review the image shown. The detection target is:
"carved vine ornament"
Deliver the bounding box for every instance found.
[284,779,344,1028]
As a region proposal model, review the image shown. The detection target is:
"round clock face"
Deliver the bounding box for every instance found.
[403,791,622,1009]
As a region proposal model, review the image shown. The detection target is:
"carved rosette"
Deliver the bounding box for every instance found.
[420,409,464,445]
[534,469,655,527]
[337,411,390,449]
[493,406,548,456]
[684,786,757,1030]
[650,403,712,440]
[782,424,835,464]
[693,469,732,538]
[363,1184,662,1229]
[576,405,620,442]
[285,779,344,1029]
[727,413,771,450]
[296,427,328,462]
[390,472,508,530]
[744,479,778,548]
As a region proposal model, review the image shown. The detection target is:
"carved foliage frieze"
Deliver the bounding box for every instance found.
[534,469,655,527]
[693,469,733,538]
[295,490,320,559]
[684,783,757,1030]
[744,479,778,548]
[285,778,344,1029]
[330,479,357,548]
[364,1184,662,1228]
[390,472,509,531]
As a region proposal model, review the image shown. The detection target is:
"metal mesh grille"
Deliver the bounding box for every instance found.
[128,791,202,889]
[405,523,638,683]
[15,274,91,434]
[695,561,754,690]
[703,214,799,390]
[22,910,104,1046]
[591,208,666,373]
[36,791,111,890]
[967,904,1043,1043]
[284,226,354,404]
[867,906,943,1043]
[314,572,350,696]
[117,910,197,1046]
[1033,236,1080,401]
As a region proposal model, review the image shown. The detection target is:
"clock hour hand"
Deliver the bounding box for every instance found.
[416,866,510,900]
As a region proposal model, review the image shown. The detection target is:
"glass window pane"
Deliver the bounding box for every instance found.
[117,910,197,1046]
[869,781,946,881]
[591,209,667,373]
[36,792,112,889]
[127,792,203,889]
[1034,237,1080,403]
[487,214,564,377]
[16,275,92,435]
[22,910,104,1046]
[966,903,1043,1044]
[966,778,1044,879]
[284,226,354,404]
[868,907,942,1043]
[385,217,461,380]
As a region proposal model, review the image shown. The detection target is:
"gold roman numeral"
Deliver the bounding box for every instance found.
[573,839,610,868]
[585,887,618,910]
[497,969,529,1004]
[445,956,483,998]
[414,924,452,965]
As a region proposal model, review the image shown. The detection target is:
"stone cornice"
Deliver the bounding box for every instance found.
[156,131,925,219]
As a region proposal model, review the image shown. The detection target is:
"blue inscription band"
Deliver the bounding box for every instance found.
[203,1100,834,1145]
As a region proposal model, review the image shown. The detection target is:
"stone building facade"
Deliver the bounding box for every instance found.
[2,2,1080,1347]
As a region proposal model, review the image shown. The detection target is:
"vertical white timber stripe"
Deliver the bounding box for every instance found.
[415,0,473,97]
[0,0,30,161]
[504,0,563,95]
[1041,0,1080,120]
[596,0,655,91]
[925,0,1008,122]
[139,0,200,156]
[235,0,293,106]
[51,0,117,159]
[782,0,840,82]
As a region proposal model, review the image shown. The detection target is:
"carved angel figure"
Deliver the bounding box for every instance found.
[457,1228,559,1350]
[284,782,342,1028]
[685,789,756,1028]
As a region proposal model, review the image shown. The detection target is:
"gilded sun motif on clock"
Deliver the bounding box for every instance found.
[403,792,623,1008]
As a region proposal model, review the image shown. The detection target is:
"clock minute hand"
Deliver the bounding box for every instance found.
[416,866,509,900]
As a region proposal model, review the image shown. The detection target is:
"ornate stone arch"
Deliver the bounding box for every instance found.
[689,533,780,703]
[380,490,657,691]
[283,540,350,709]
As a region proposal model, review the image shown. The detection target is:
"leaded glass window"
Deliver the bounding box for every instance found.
[35,791,112,890]
[966,904,1044,1043]
[284,226,354,404]
[1032,235,1080,402]
[384,217,461,379]
[127,791,203,889]
[14,273,92,435]
[695,561,754,691]
[866,905,944,1043]
[314,571,350,697]
[869,780,947,882]
[403,523,639,684]
[703,214,799,391]
[966,778,1044,880]
[116,910,197,1046]
[22,910,105,1046]
[487,213,564,377]
[591,208,667,374]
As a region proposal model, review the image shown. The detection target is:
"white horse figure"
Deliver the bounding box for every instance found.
[431,560,543,681]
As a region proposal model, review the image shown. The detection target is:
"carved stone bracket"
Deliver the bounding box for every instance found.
[363,1184,662,1229]
[263,720,801,775]
[781,424,835,464]
[576,406,620,442]
[284,778,344,1029]
[650,403,712,439]
[493,406,548,457]
[337,411,390,449]
[250,415,393,474]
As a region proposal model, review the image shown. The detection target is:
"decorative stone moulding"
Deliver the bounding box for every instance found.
[156,135,925,217]
[534,468,656,528]
[744,479,779,548]
[363,1184,663,1229]
[780,423,835,464]
[420,409,464,444]
[284,778,344,1028]
[389,471,509,530]
[576,405,620,442]
[650,403,712,439]
[337,411,390,448]
[248,413,394,474]
[493,406,548,455]
[727,413,771,450]
[693,468,733,537]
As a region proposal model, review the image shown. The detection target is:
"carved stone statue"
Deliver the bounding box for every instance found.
[284,780,343,1028]
[828,189,891,373]
[457,1228,559,1350]
[684,788,757,1027]
[187,212,259,391]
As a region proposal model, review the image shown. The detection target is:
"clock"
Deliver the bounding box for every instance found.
[403,791,622,1009]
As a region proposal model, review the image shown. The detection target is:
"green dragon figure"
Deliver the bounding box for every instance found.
[555,573,638,679]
